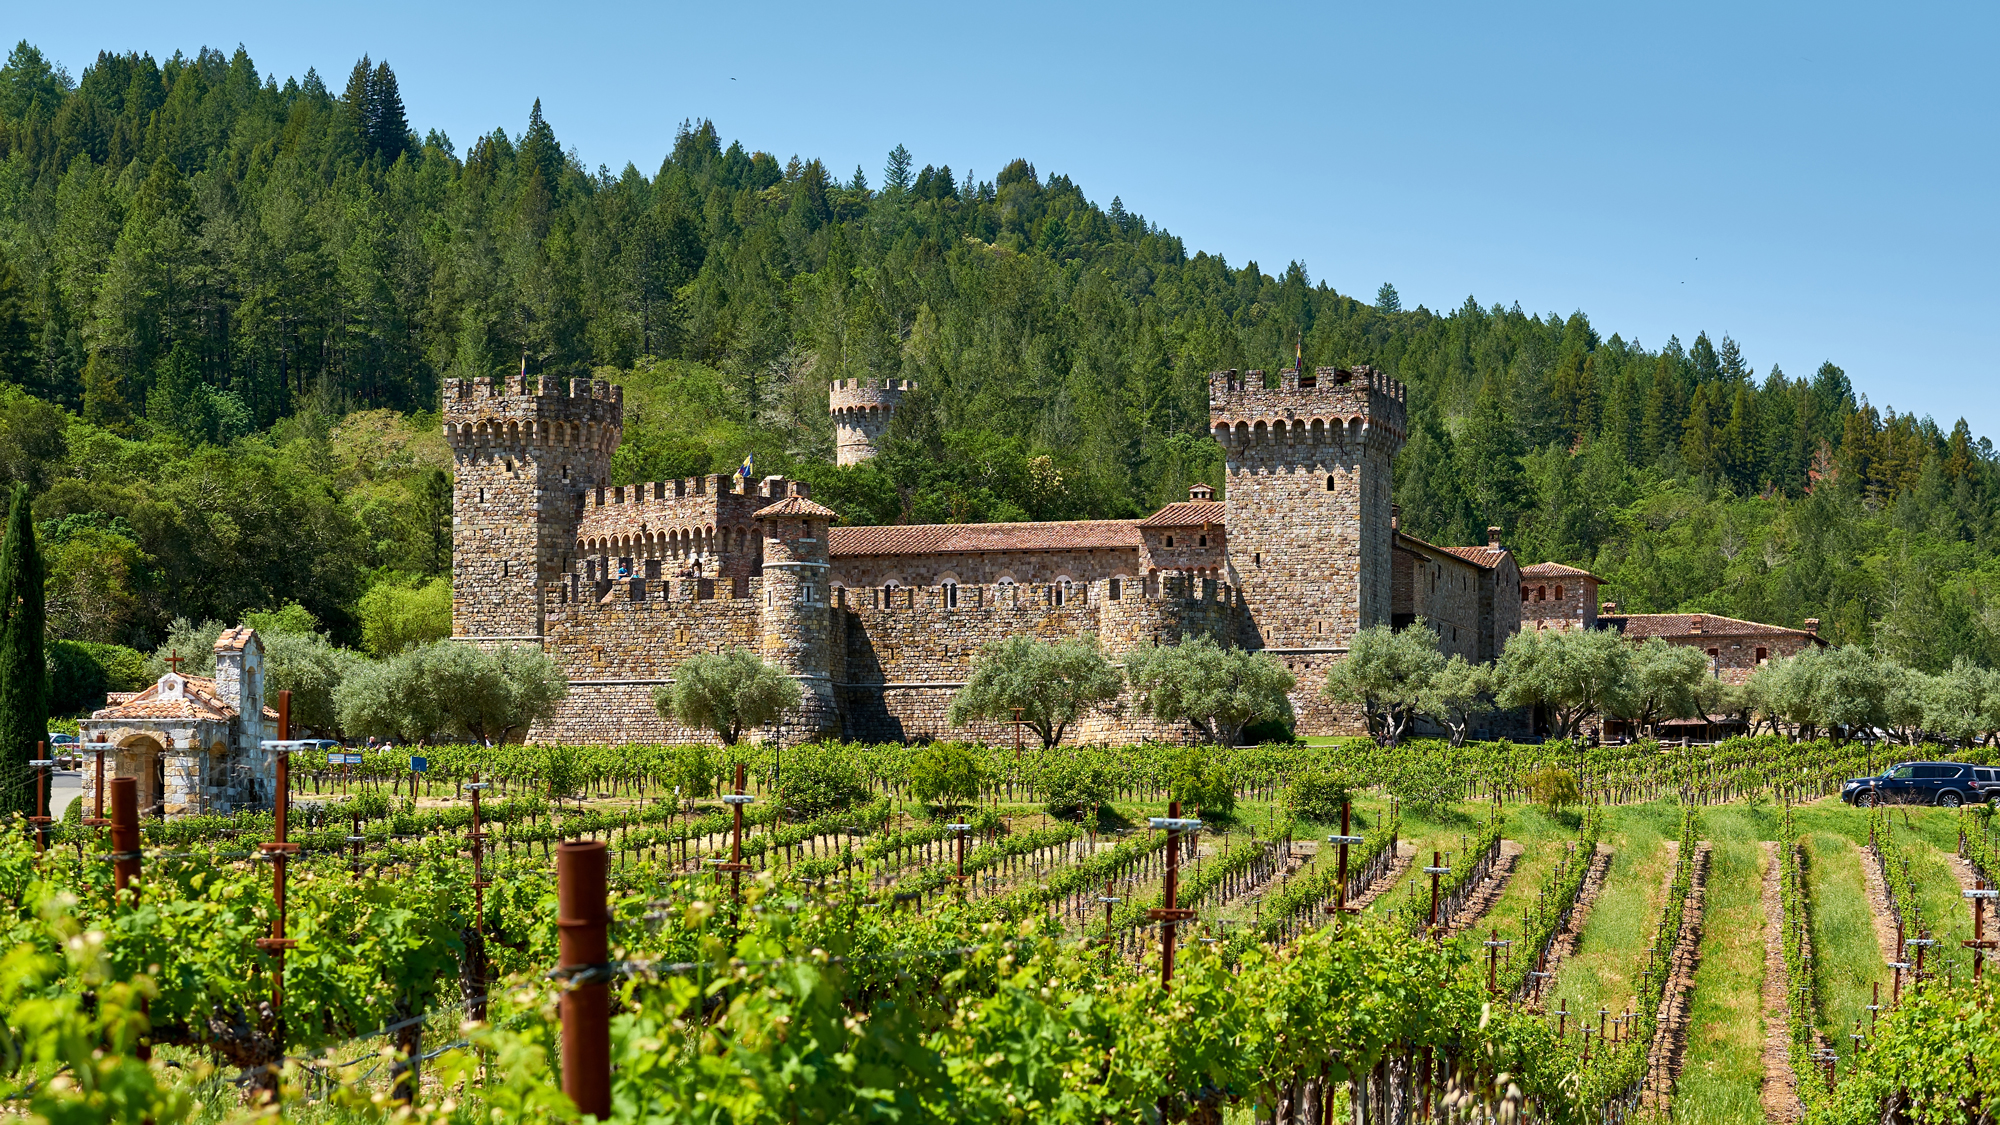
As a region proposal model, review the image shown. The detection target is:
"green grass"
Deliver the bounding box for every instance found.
[1468,804,1578,953]
[1546,802,1681,1027]
[1359,800,1491,924]
[1801,830,1890,1046]
[1674,806,1776,1125]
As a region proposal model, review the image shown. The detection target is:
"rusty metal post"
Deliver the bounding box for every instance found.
[28,745,52,854]
[256,691,301,1079]
[719,763,752,915]
[110,776,141,892]
[557,840,611,1120]
[1964,880,1996,980]
[1325,799,1362,929]
[1425,850,1448,935]
[1147,800,1198,987]
[468,772,493,1020]
[1485,929,1511,994]
[88,745,107,827]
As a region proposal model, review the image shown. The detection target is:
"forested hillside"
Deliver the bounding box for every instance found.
[0,41,1994,678]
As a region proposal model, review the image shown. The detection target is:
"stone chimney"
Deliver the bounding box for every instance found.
[1602,601,1618,615]
[1689,614,1705,635]
[1189,483,1214,501]
[1391,503,1401,531]
[1803,618,1820,635]
[1487,526,1502,549]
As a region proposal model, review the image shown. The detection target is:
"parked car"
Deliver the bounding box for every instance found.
[1841,761,1981,807]
[1974,765,2000,806]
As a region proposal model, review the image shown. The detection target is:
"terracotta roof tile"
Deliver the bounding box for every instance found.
[1520,562,1605,582]
[1398,532,1510,570]
[1604,613,1822,640]
[213,626,259,653]
[1137,501,1226,528]
[829,520,1142,557]
[753,496,842,519]
[91,674,238,722]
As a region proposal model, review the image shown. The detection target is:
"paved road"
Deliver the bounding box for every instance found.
[50,769,81,819]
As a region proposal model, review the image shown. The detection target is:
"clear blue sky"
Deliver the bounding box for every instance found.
[15,1,1997,433]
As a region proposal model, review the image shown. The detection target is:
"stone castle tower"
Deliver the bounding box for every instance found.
[1211,366,1407,652]
[753,490,843,739]
[828,378,913,465]
[444,373,621,641]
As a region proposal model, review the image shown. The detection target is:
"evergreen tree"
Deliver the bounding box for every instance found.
[368,60,409,163]
[1375,282,1400,313]
[883,144,912,195]
[0,483,46,817]
[1718,334,1752,382]
[1690,331,1722,384]
[0,256,33,386]
[340,55,372,154]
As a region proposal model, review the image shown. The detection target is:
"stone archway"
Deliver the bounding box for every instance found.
[113,734,166,816]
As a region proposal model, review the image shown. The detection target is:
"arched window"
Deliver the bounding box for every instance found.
[1326,475,1336,491]
[1198,534,1208,547]
[1555,584,1564,600]
[943,580,958,609]
[1164,535,1175,548]
[1536,586,1546,602]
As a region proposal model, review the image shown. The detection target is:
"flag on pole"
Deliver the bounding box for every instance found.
[739,452,754,480]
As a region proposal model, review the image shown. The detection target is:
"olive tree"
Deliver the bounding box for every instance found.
[1416,655,1495,747]
[335,641,567,745]
[948,633,1122,749]
[909,741,988,814]
[1618,638,1713,735]
[1495,626,1633,741]
[653,648,802,746]
[1125,634,1295,747]
[1322,621,1445,744]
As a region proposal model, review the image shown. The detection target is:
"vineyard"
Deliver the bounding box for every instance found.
[4,734,1999,1124]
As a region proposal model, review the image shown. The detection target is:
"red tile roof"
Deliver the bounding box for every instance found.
[1520,562,1605,582]
[1398,532,1511,570]
[1137,501,1226,528]
[829,520,1142,557]
[213,626,260,653]
[92,674,238,722]
[753,496,841,519]
[1604,613,1821,640]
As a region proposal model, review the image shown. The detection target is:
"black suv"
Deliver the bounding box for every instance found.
[1841,761,1982,807]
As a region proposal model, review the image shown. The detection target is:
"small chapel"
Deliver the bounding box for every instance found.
[78,626,279,817]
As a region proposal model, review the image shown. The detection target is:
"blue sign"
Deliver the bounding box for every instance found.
[410,756,429,773]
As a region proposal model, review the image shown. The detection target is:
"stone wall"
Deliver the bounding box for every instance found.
[1391,544,1485,661]
[573,474,790,581]
[1522,575,1599,632]
[828,378,912,466]
[1211,366,1406,652]
[445,374,618,641]
[831,546,1135,588]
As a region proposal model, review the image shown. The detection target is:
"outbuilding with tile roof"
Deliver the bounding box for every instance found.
[78,628,277,817]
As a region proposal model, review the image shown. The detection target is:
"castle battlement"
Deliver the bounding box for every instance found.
[1208,366,1407,450]
[829,379,911,465]
[828,378,914,411]
[442,374,623,449]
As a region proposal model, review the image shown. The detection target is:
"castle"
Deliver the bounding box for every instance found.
[447,365,1529,744]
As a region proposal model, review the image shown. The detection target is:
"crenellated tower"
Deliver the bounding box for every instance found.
[1210,365,1407,653]
[443,372,622,642]
[828,378,912,466]
[752,482,842,739]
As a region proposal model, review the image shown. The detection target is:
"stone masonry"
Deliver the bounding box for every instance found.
[447,363,1533,745]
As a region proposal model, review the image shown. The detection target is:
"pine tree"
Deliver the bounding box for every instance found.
[1375,282,1401,314]
[0,256,32,386]
[1690,332,1722,384]
[1717,334,1752,382]
[340,55,373,155]
[0,483,46,817]
[369,60,410,163]
[849,164,867,192]
[81,351,130,433]
[883,144,912,195]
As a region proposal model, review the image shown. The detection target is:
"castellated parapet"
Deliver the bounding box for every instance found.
[458,360,1498,745]
[828,378,912,466]
[1211,366,1408,655]
[444,374,622,642]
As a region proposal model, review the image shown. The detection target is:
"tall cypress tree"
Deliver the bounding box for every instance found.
[0,484,46,817]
